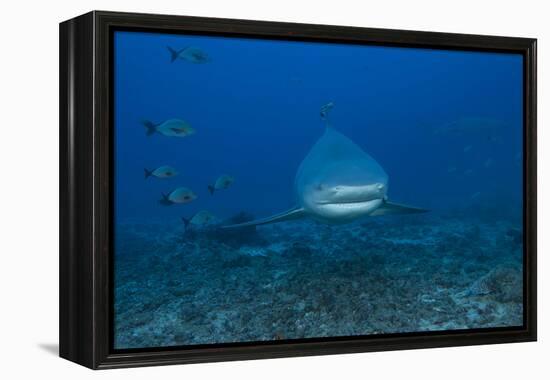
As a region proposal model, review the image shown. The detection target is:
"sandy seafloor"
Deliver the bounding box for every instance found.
[113,211,523,349]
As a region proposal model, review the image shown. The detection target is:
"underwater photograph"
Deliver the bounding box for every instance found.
[113,30,524,350]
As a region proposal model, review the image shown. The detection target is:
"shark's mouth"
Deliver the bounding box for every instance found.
[310,198,384,222]
[316,199,383,211]
[316,198,383,206]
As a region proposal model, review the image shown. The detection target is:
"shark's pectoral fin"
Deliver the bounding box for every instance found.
[370,201,428,216]
[222,207,306,229]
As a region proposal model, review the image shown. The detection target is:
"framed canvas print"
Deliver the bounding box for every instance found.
[59,11,536,369]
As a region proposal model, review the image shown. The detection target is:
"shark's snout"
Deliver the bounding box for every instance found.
[306,182,388,223]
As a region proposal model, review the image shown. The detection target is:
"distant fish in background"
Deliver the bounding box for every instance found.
[144,165,178,179]
[159,187,197,206]
[320,102,334,122]
[167,46,210,64]
[433,117,506,137]
[463,145,473,153]
[182,210,216,228]
[447,166,457,173]
[464,169,474,176]
[471,191,481,199]
[208,175,235,195]
[142,119,195,137]
[483,158,494,169]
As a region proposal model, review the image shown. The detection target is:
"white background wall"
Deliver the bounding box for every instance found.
[0,0,547,378]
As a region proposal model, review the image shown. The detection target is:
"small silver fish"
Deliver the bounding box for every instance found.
[167,46,210,64]
[320,102,334,120]
[463,145,473,153]
[208,175,235,195]
[142,119,195,138]
[182,210,216,228]
[159,187,197,206]
[447,166,457,173]
[464,169,474,176]
[144,165,178,179]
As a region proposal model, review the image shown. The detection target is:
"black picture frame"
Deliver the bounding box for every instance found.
[59,10,537,369]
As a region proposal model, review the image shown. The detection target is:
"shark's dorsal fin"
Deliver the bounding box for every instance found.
[222,206,306,229]
[370,201,428,216]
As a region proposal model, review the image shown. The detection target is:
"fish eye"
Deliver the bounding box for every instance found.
[316,183,324,191]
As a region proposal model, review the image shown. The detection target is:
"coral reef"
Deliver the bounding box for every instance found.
[114,211,524,349]
[462,266,522,302]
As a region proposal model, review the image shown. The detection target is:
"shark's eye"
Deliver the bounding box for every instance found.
[316,183,324,191]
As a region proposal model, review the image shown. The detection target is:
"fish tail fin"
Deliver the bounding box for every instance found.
[208,185,215,195]
[144,168,153,179]
[167,46,179,63]
[159,192,173,206]
[181,217,190,228]
[142,120,157,136]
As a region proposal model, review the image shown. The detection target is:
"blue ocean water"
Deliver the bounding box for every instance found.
[113,31,524,349]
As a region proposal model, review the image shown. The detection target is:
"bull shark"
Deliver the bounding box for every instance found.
[224,124,427,228]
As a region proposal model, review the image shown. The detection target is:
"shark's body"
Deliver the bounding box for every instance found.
[224,126,426,228]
